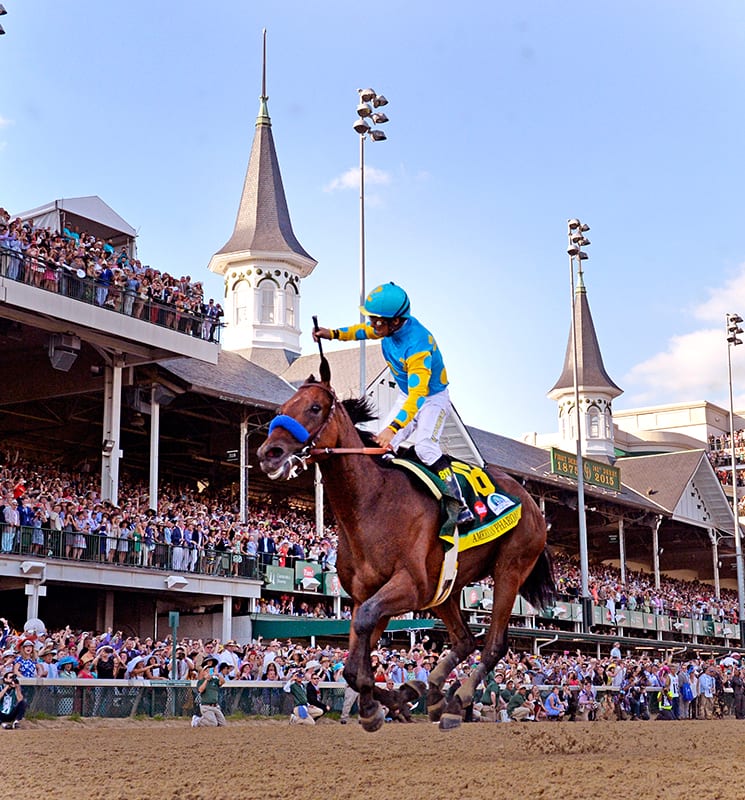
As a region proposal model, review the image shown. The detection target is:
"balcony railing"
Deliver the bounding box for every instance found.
[0,246,221,343]
[0,524,258,580]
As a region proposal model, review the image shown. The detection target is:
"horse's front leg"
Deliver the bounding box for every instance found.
[345,579,419,733]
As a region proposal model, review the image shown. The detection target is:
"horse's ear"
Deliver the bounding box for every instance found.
[307,374,317,383]
[319,355,331,385]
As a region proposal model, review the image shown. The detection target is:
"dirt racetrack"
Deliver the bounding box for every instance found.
[0,717,742,800]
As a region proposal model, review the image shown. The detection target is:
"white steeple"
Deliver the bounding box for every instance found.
[208,31,317,368]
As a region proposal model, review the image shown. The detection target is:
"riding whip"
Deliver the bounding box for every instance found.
[312,316,331,384]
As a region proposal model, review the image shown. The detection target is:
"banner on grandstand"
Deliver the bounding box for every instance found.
[549,448,621,491]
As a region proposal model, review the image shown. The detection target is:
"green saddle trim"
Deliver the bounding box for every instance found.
[390,457,522,551]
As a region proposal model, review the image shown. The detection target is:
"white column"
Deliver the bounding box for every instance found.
[222,596,232,643]
[101,358,123,505]
[652,516,662,590]
[315,464,324,538]
[149,385,160,512]
[710,529,721,599]
[240,415,249,524]
[618,516,626,585]
[25,581,46,620]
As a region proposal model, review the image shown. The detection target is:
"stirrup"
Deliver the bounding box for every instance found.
[456,504,475,525]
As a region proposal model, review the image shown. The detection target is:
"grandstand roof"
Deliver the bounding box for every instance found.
[617,450,735,535]
[468,425,664,513]
[159,350,294,409]
[281,342,388,396]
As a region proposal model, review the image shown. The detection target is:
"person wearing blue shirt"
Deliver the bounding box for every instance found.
[313,282,474,524]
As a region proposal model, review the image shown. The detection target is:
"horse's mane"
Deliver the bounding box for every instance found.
[342,397,378,446]
[304,374,379,446]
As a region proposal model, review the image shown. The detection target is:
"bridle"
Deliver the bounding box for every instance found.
[267,381,387,478]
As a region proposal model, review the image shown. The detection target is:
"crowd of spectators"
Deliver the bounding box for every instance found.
[708,431,745,490]
[0,456,339,592]
[1,619,743,724]
[2,454,744,631]
[0,206,222,340]
[551,551,741,625]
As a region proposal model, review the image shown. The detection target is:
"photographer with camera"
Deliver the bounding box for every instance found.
[0,672,25,729]
[191,655,226,728]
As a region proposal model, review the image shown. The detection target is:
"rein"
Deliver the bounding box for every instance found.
[310,446,389,456]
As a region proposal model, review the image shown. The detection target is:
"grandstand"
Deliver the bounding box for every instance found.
[1,50,743,661]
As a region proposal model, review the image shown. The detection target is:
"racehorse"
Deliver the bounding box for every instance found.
[257,368,555,732]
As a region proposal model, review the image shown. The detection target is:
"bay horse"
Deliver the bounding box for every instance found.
[257,370,555,732]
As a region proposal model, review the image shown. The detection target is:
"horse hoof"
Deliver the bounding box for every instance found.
[427,698,445,722]
[360,705,385,733]
[399,680,427,702]
[438,713,462,731]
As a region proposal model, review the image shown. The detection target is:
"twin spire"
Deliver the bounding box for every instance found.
[213,29,315,264]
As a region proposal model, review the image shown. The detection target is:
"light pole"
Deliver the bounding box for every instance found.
[353,88,389,397]
[567,218,592,630]
[725,312,745,642]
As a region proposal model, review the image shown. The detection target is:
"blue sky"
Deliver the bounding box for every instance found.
[2,1,745,439]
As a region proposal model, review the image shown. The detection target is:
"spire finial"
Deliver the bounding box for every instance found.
[257,29,271,125]
[576,263,586,291]
[261,28,267,101]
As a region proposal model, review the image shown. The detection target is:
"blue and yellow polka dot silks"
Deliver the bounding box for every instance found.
[333,316,448,431]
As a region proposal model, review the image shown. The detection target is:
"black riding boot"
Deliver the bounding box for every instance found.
[429,456,474,525]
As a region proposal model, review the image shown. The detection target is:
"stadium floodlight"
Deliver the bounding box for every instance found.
[566,217,592,631]
[726,311,745,642]
[354,86,390,396]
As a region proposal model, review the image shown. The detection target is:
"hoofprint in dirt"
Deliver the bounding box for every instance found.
[1,718,742,800]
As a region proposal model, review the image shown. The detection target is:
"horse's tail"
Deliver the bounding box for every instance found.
[519,547,556,611]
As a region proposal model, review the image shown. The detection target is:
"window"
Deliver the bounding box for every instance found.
[284,283,297,327]
[234,280,250,326]
[258,279,276,324]
[589,409,601,438]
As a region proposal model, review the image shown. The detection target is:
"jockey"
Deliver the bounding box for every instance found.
[313,282,474,525]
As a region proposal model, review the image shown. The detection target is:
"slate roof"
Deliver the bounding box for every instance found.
[281,342,388,397]
[467,425,663,513]
[159,350,293,409]
[617,450,735,534]
[549,275,622,396]
[215,98,315,263]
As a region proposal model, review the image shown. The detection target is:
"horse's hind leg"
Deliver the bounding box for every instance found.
[428,596,477,726]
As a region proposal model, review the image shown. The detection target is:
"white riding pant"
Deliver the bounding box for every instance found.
[381,388,451,466]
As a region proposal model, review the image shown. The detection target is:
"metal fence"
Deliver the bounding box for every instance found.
[19,679,347,719]
[0,525,263,580]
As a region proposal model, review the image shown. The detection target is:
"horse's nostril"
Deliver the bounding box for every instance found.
[264,446,284,461]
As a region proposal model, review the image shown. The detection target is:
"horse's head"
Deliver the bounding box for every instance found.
[257,376,339,481]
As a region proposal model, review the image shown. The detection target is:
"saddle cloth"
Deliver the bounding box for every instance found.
[390,457,522,552]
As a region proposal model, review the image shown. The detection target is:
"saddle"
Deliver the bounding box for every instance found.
[388,452,522,551]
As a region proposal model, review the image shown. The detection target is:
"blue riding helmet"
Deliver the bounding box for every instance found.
[359,282,411,320]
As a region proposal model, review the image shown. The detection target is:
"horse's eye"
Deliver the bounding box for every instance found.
[310,403,322,414]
